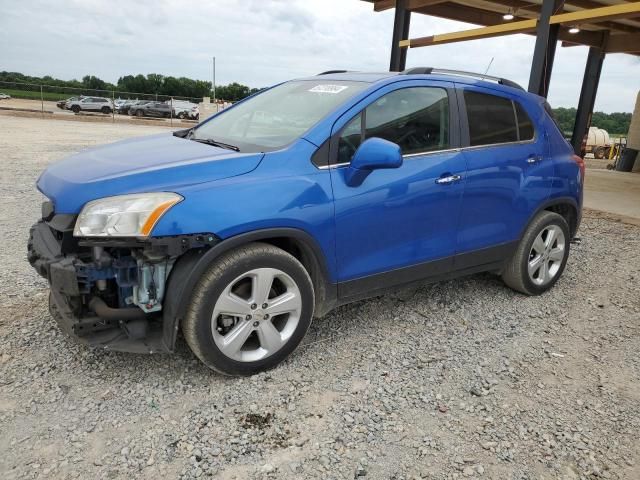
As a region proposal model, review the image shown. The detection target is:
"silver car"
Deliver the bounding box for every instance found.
[66,97,113,114]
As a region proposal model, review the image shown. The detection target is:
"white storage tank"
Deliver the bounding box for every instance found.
[587,126,611,148]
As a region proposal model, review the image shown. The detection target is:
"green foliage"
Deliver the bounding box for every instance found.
[551,107,632,136]
[214,82,262,102]
[0,88,64,101]
[0,71,265,103]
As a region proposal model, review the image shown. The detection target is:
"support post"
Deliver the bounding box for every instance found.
[528,0,564,97]
[571,43,607,155]
[541,25,559,97]
[389,0,411,72]
[212,56,216,109]
[40,85,44,118]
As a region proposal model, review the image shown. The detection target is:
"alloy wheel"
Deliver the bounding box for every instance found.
[528,225,566,286]
[211,268,302,362]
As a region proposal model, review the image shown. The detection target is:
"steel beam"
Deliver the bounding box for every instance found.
[571,42,607,155]
[390,0,411,71]
[402,3,640,48]
[542,25,559,97]
[606,33,640,53]
[529,0,564,97]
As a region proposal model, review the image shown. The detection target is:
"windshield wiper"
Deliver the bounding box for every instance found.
[190,137,240,152]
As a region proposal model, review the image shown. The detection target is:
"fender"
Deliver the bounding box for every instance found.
[519,196,580,239]
[161,227,336,351]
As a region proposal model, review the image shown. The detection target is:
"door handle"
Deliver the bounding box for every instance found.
[527,155,542,164]
[435,174,462,185]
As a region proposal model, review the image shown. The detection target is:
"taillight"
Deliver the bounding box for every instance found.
[572,154,585,179]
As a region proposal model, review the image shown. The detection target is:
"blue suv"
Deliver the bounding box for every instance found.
[28,68,584,375]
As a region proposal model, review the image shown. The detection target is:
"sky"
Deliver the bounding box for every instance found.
[1,0,638,113]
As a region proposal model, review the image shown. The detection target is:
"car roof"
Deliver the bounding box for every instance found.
[296,70,529,95]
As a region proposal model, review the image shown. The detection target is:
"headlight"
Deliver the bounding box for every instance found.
[73,192,182,238]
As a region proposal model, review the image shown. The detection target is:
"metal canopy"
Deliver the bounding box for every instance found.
[364,0,640,54]
[362,0,640,155]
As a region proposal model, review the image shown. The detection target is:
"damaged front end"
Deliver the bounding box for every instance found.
[28,204,218,353]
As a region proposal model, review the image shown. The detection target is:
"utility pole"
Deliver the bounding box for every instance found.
[212,56,216,110]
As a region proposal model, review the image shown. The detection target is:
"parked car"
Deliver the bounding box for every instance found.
[28,68,584,375]
[66,96,113,114]
[129,101,171,118]
[0,92,11,100]
[117,100,146,115]
[56,96,83,110]
[172,100,200,120]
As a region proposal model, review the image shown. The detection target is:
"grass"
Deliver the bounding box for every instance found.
[0,88,77,101]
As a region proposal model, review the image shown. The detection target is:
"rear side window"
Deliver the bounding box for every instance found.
[515,102,535,141]
[464,91,517,146]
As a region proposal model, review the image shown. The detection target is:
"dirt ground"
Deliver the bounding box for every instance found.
[0,115,639,480]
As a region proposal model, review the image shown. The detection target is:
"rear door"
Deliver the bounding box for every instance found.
[455,85,553,261]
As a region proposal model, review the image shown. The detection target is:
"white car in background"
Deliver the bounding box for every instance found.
[66,96,113,114]
[171,100,200,120]
[0,93,11,100]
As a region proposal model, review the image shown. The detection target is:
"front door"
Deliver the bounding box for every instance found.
[329,83,466,299]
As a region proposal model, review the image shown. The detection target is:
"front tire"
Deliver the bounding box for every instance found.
[502,211,570,295]
[182,243,315,376]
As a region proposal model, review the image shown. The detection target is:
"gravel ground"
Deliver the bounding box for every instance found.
[1,115,639,480]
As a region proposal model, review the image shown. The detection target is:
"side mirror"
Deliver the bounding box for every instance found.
[345,137,402,187]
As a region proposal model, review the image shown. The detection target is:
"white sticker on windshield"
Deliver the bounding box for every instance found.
[309,84,349,94]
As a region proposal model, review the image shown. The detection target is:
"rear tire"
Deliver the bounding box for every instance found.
[502,211,570,295]
[594,146,606,159]
[182,243,314,376]
[101,106,111,114]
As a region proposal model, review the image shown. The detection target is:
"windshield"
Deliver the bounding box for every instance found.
[192,80,368,152]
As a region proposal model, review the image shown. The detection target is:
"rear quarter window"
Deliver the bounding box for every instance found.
[515,102,535,141]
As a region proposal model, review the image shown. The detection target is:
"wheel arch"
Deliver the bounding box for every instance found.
[161,228,336,351]
[521,197,580,240]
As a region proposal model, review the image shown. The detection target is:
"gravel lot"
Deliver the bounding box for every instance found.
[1,115,639,480]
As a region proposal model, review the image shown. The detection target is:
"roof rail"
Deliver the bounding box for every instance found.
[401,67,524,90]
[317,70,349,75]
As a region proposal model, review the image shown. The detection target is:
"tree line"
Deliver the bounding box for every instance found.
[0,71,262,102]
[551,107,631,136]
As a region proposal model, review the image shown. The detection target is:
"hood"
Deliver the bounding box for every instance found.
[37,133,264,213]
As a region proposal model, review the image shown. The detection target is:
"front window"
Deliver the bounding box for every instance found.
[337,87,450,164]
[192,80,368,152]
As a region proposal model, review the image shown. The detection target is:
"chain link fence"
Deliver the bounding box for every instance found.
[0,81,230,126]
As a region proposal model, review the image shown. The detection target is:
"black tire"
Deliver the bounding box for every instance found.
[135,109,144,117]
[71,105,80,113]
[182,243,315,376]
[594,146,606,159]
[101,106,111,114]
[501,211,570,295]
[177,112,186,119]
